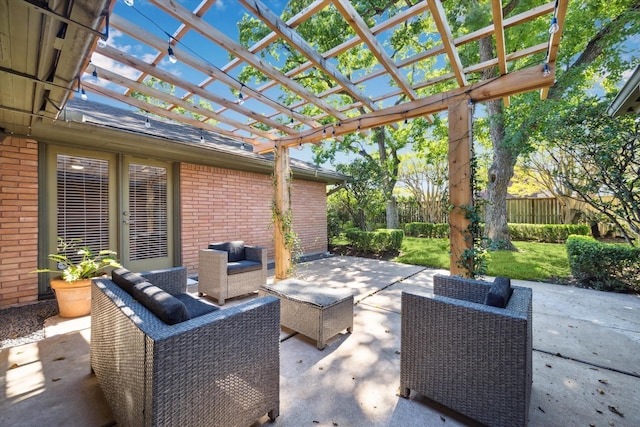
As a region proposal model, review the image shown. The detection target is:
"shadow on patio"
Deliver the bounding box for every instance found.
[2,256,640,426]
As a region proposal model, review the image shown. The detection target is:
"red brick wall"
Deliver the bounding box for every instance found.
[0,136,39,308]
[180,164,327,275]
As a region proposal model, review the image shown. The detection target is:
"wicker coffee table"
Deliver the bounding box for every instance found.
[259,279,354,350]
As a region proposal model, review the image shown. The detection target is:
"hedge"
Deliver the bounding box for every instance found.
[566,235,640,292]
[404,222,449,238]
[345,228,404,254]
[403,222,589,243]
[508,224,589,243]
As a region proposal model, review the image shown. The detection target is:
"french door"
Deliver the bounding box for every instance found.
[48,148,174,274]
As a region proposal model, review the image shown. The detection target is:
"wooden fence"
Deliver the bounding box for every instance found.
[381,198,571,225]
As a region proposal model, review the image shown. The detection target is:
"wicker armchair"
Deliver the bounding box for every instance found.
[91,266,280,427]
[199,241,267,305]
[400,275,532,427]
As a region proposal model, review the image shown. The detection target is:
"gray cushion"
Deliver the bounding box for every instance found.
[227,241,246,262]
[130,281,190,325]
[111,268,146,295]
[484,277,512,308]
[209,240,246,262]
[209,242,230,253]
[227,260,262,275]
[175,294,219,318]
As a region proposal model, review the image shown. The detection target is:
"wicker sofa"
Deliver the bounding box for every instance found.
[198,241,267,305]
[91,266,280,427]
[400,274,533,427]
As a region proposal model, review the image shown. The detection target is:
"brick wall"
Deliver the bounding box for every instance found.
[0,136,39,308]
[180,164,327,275]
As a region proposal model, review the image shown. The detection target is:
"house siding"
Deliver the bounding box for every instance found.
[180,164,327,275]
[0,136,39,307]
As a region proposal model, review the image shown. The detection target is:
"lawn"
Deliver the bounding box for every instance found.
[394,237,571,283]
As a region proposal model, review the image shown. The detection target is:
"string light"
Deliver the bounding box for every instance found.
[542,63,551,77]
[322,128,326,136]
[91,64,99,84]
[81,88,88,101]
[167,40,178,64]
[124,0,134,6]
[200,134,205,143]
[549,17,559,34]
[145,117,151,128]
[97,13,109,48]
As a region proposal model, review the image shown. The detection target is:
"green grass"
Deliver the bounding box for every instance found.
[395,237,571,283]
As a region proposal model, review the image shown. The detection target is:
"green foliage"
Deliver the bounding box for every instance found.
[396,238,571,282]
[508,224,590,243]
[34,238,121,283]
[566,235,640,293]
[404,222,449,238]
[344,228,404,254]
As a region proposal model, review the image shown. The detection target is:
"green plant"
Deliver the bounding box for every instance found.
[35,238,121,283]
[345,228,404,254]
[566,235,640,292]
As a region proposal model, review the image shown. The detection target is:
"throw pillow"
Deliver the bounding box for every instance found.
[484,276,512,308]
[131,281,190,325]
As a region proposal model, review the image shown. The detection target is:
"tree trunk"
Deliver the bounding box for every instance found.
[386,196,399,229]
[480,36,517,251]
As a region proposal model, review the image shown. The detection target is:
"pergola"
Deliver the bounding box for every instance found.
[0,0,568,278]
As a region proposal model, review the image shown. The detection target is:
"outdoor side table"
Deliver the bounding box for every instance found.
[259,279,354,350]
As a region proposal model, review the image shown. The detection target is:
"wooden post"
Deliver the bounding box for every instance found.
[448,99,473,277]
[274,144,292,280]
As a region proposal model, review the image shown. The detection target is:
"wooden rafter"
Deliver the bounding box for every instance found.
[333,0,418,101]
[491,0,509,106]
[148,0,347,122]
[237,0,382,114]
[258,63,556,152]
[427,0,467,87]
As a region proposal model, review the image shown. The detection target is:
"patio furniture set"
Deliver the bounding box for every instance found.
[90,241,532,427]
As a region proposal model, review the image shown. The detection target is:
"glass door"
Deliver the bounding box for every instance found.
[121,158,174,271]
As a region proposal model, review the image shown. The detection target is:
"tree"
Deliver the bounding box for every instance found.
[535,98,640,244]
[331,158,386,230]
[451,0,640,250]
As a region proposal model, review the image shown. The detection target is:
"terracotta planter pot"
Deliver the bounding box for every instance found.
[50,278,92,318]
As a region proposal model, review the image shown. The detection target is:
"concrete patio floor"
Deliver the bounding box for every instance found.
[2,255,639,426]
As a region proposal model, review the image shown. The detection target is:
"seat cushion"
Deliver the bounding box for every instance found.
[175,294,219,318]
[130,281,190,325]
[111,268,147,295]
[484,276,513,308]
[227,260,262,275]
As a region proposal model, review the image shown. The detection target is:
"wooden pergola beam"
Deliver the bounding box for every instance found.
[82,81,263,145]
[259,63,555,152]
[93,65,277,141]
[427,0,468,87]
[491,0,510,106]
[148,0,348,121]
[333,0,419,101]
[96,44,289,140]
[108,15,315,131]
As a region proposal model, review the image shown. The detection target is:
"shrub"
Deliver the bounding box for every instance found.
[345,228,404,254]
[404,222,449,238]
[566,235,640,292]
[508,224,590,243]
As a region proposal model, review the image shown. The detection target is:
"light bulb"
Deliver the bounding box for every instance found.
[200,135,205,143]
[549,17,559,34]
[124,0,134,6]
[92,69,99,84]
[543,63,551,77]
[238,93,244,105]
[81,88,87,101]
[97,37,107,48]
[145,117,151,128]
[168,47,177,64]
